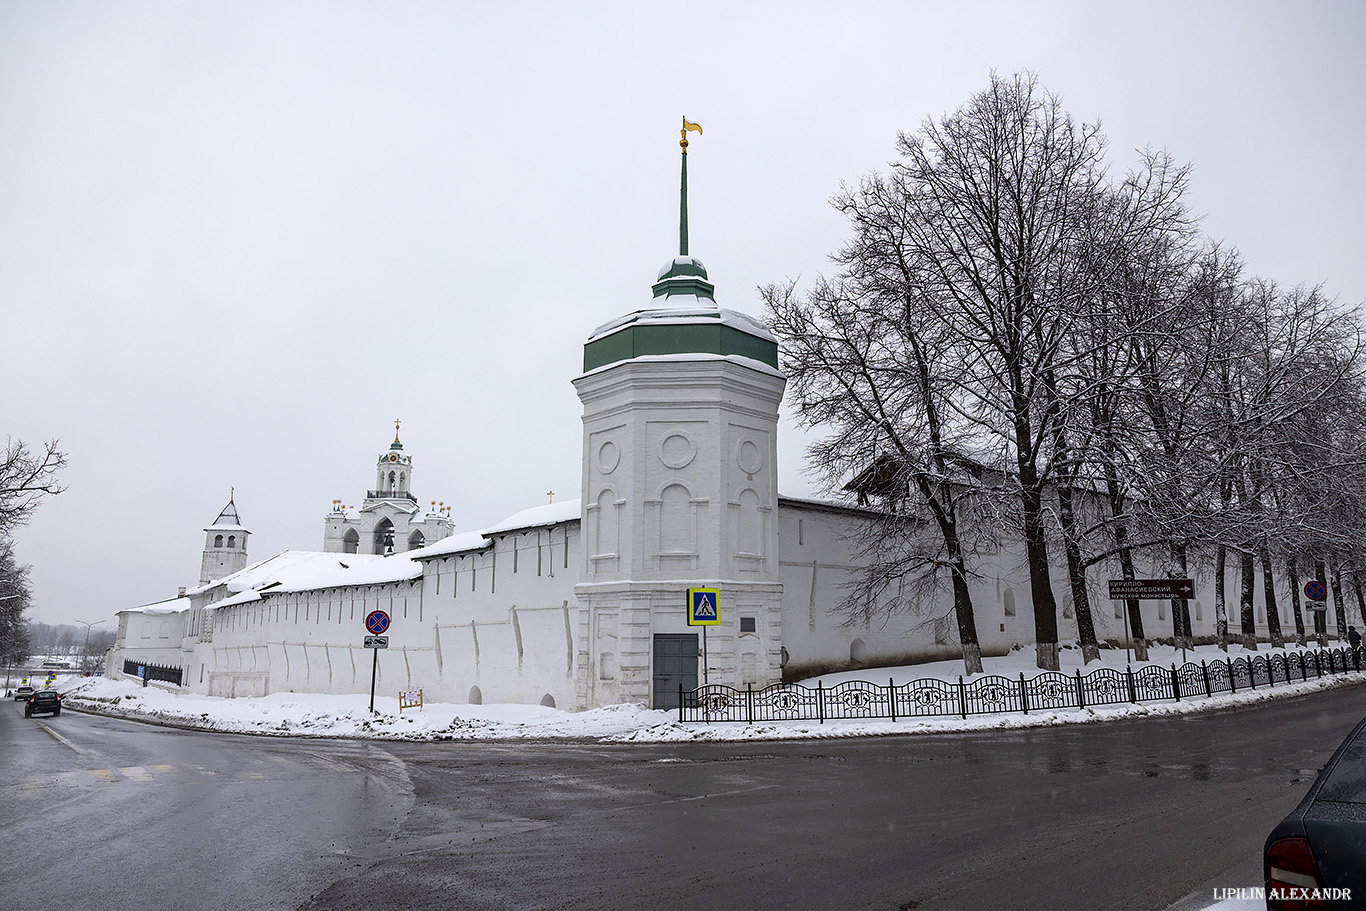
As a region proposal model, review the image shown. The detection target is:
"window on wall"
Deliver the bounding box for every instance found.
[214,534,223,548]
[1003,589,1016,617]
[343,528,359,554]
[227,535,236,549]
[740,617,756,633]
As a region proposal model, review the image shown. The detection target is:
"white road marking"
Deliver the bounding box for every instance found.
[36,720,85,755]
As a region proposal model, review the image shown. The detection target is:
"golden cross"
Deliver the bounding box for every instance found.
[547,490,554,504]
[394,417,401,441]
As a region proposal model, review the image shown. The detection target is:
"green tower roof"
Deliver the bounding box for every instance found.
[581,120,779,374]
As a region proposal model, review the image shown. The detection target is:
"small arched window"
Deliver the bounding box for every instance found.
[214,534,223,548]
[342,528,360,554]
[227,535,236,549]
[540,693,556,708]
[468,686,483,705]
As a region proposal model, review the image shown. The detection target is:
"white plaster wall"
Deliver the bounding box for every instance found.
[110,609,188,681]
[186,524,581,708]
[574,354,787,708]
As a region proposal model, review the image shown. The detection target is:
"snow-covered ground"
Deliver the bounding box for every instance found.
[28,641,1365,744]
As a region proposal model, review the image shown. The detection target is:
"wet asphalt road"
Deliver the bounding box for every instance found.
[3,684,1364,911]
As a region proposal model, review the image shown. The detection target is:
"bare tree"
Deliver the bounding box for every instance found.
[0,438,67,665]
[765,265,987,674]
[1,438,66,537]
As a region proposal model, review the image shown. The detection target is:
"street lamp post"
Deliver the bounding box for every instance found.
[75,619,108,676]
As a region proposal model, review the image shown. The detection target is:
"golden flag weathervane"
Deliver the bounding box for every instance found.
[680,116,703,152]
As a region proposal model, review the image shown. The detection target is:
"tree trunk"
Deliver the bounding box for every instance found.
[1239,550,1257,649]
[1314,559,1330,646]
[1118,551,1148,662]
[1287,558,1306,646]
[1020,469,1060,671]
[1331,564,1348,643]
[1056,483,1100,664]
[950,553,983,676]
[1110,485,1147,661]
[1259,543,1284,648]
[1171,542,1194,651]
[1354,570,1366,628]
[1214,544,1229,651]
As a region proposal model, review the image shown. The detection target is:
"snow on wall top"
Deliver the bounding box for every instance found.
[120,596,191,616]
[195,550,421,609]
[406,499,582,559]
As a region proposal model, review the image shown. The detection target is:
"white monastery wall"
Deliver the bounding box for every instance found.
[186,525,582,707]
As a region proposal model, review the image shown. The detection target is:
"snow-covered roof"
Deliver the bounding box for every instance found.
[777,493,884,518]
[409,530,492,559]
[120,596,190,616]
[207,498,247,530]
[483,499,581,535]
[193,550,422,609]
[586,306,776,345]
[407,500,581,560]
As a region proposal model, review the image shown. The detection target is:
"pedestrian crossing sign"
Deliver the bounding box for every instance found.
[687,587,721,626]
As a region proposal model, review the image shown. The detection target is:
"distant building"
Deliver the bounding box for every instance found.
[322,424,455,555]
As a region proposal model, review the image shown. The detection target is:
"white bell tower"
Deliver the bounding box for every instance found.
[200,492,250,584]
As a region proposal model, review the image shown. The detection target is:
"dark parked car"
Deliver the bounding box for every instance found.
[23,689,61,717]
[1264,714,1366,909]
[13,685,35,701]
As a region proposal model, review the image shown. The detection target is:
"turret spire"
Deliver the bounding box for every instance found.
[679,117,702,256]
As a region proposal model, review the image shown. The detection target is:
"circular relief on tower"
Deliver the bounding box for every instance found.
[659,432,697,469]
[597,440,620,474]
[737,439,763,474]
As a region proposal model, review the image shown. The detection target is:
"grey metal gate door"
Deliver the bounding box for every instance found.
[652,633,699,709]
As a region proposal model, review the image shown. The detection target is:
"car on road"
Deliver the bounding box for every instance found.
[23,690,61,717]
[13,685,35,701]
[1264,713,1366,909]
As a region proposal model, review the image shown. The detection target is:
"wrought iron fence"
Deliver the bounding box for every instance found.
[678,646,1366,724]
[122,659,182,686]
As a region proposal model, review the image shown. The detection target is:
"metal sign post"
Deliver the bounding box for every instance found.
[1305,581,1328,646]
[1109,579,1195,664]
[687,588,720,686]
[364,610,391,714]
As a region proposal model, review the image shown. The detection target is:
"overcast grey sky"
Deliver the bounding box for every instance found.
[3,1,1362,627]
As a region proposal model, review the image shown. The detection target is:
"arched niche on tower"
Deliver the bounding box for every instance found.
[587,486,621,573]
[647,481,700,573]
